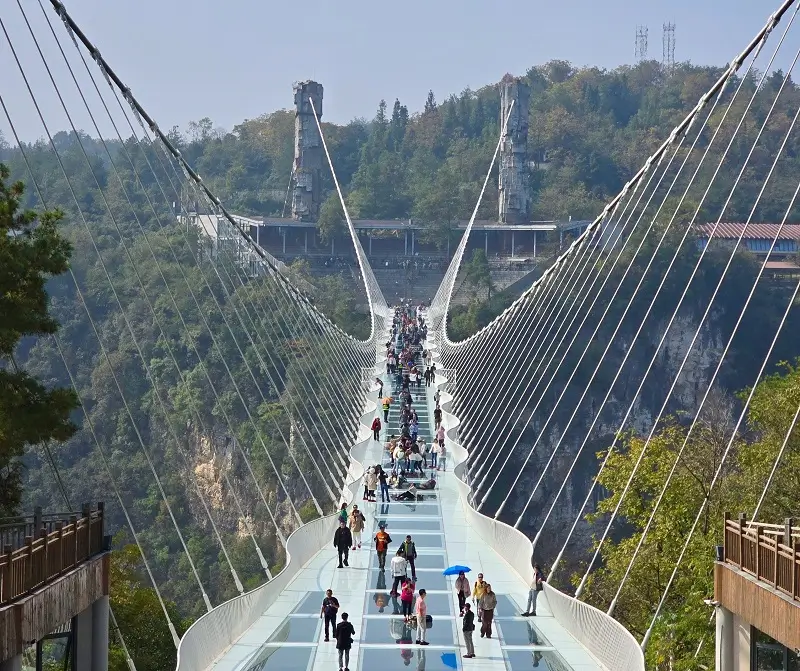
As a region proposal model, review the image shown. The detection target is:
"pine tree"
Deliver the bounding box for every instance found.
[424,90,437,114]
[0,164,79,516]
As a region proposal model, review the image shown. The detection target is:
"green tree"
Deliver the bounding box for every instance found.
[0,164,78,516]
[317,192,347,244]
[109,544,193,671]
[463,248,494,298]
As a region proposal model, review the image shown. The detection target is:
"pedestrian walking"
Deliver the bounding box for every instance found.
[376,377,383,399]
[390,549,408,595]
[365,467,378,502]
[400,580,414,621]
[523,564,546,616]
[455,571,470,615]
[400,535,418,581]
[479,584,497,638]
[371,416,382,441]
[333,520,352,568]
[320,589,339,642]
[378,467,390,502]
[348,506,365,550]
[374,523,392,570]
[433,405,442,429]
[472,573,486,622]
[382,397,390,422]
[462,603,476,658]
[415,589,429,645]
[334,612,356,671]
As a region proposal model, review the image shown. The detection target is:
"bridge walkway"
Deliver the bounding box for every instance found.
[210,366,602,671]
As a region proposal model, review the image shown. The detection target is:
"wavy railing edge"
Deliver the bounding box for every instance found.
[428,347,645,671]
[175,369,382,671]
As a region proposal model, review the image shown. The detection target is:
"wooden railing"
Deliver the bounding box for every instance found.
[0,503,106,607]
[723,513,800,603]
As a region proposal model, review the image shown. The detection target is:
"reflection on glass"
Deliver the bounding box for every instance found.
[361,647,461,671]
[372,591,390,613]
[370,569,448,591]
[363,617,456,646]
[366,592,452,616]
[244,646,314,671]
[373,519,443,532]
[292,591,326,614]
[494,594,521,617]
[505,649,572,671]
[753,628,800,670]
[497,619,551,647]
[265,616,320,644]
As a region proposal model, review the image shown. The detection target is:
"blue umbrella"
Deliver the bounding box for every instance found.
[441,652,458,669]
[443,564,471,576]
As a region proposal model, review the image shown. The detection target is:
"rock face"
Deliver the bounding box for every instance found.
[291,81,324,221]
[498,75,531,225]
[472,299,784,584]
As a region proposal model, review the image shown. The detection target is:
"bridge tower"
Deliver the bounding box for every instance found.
[291,81,324,221]
[498,75,531,224]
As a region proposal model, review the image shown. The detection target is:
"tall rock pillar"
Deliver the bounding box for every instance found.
[291,81,324,221]
[498,76,531,224]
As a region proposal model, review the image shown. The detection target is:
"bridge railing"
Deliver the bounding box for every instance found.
[175,367,381,671]
[723,513,800,602]
[430,363,645,671]
[0,503,106,607]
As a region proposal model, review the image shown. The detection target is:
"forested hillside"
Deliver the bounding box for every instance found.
[2,57,800,671]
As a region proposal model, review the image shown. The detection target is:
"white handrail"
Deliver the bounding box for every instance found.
[175,370,381,671]
[429,355,645,671]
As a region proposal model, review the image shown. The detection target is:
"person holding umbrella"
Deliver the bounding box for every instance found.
[455,571,470,616]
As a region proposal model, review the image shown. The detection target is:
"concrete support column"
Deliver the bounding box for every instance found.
[304,229,308,253]
[511,231,515,256]
[715,605,734,671]
[533,230,537,258]
[485,231,489,255]
[368,233,372,256]
[92,595,110,671]
[73,605,93,670]
[282,229,286,254]
[0,655,22,671]
[404,231,408,256]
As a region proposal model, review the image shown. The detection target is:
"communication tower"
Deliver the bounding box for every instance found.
[663,23,676,72]
[635,25,648,62]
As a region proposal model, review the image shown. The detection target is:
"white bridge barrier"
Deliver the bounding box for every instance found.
[431,361,645,671]
[175,372,382,671]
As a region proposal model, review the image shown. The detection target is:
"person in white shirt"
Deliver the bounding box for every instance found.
[390,549,408,595]
[430,441,441,469]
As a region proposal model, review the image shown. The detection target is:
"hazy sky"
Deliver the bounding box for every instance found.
[0,0,794,140]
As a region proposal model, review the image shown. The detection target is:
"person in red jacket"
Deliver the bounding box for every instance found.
[371,416,382,441]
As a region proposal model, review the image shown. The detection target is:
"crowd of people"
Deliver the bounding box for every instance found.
[323,302,547,669]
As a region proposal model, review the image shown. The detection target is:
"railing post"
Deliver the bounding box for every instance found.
[33,506,42,536]
[56,522,64,575]
[755,526,762,579]
[24,536,33,596]
[793,540,799,601]
[784,518,793,547]
[723,512,730,561]
[738,513,747,570]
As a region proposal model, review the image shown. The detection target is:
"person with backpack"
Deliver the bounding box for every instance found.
[348,506,365,550]
[334,612,356,671]
[319,589,339,642]
[523,564,546,616]
[333,520,352,568]
[374,523,392,570]
[337,503,348,525]
[400,535,418,581]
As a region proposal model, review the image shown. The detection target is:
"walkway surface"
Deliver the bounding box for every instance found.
[211,361,603,671]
